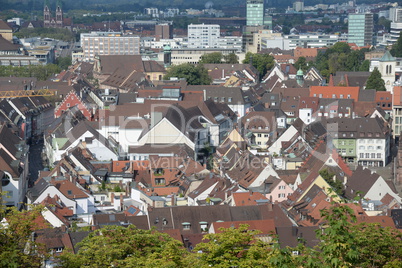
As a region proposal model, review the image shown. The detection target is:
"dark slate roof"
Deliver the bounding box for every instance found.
[68,231,90,254]
[92,214,149,229]
[163,104,204,142]
[0,35,21,51]
[148,204,292,234]
[345,166,380,200]
[391,209,402,229]
[0,122,22,157]
[358,89,376,102]
[0,20,12,30]
[276,226,320,248]
[27,178,50,202]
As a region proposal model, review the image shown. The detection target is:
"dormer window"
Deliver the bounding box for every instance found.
[182,222,191,230]
[199,221,208,232]
[67,190,72,195]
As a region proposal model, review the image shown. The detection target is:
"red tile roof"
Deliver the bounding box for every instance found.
[232,192,268,206]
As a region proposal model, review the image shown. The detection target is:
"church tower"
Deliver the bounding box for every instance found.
[56,0,63,28]
[43,0,51,28]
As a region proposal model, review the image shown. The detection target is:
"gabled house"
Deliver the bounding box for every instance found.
[54,89,92,120]
[29,177,96,215]
[0,123,29,209]
[240,111,277,150]
[345,166,401,203]
[93,55,165,89]
[264,178,294,203]
[40,195,74,227]
[137,104,208,160]
[44,117,118,166]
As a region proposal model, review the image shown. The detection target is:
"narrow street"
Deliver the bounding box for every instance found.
[28,140,44,187]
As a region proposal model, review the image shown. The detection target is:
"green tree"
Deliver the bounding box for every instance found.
[56,56,72,70]
[60,225,190,268]
[193,224,276,267]
[391,32,402,57]
[14,28,75,42]
[223,53,239,64]
[319,169,344,196]
[199,52,223,64]
[243,52,275,79]
[0,64,61,81]
[0,205,49,267]
[359,59,370,71]
[329,42,351,55]
[164,63,211,85]
[294,56,308,71]
[365,67,386,91]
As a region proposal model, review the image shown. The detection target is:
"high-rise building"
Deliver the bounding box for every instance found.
[390,7,402,22]
[348,13,374,47]
[155,23,173,41]
[247,0,264,26]
[80,32,140,62]
[293,0,304,12]
[187,24,220,48]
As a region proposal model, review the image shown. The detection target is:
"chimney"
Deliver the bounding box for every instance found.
[61,225,67,233]
[343,176,347,185]
[120,194,123,211]
[171,193,176,206]
[249,189,253,196]
[267,203,273,211]
[111,193,115,204]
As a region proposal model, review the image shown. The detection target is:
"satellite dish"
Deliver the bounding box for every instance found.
[205,1,214,9]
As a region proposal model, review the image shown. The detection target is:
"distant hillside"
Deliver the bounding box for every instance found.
[1,0,396,12]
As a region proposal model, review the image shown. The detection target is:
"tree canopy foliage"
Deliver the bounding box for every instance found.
[164,63,212,85]
[391,32,402,57]
[307,42,370,80]
[60,225,190,268]
[243,52,275,79]
[0,64,61,81]
[14,28,75,42]
[2,200,402,268]
[366,67,386,91]
[199,52,239,64]
[0,205,49,268]
[56,56,72,70]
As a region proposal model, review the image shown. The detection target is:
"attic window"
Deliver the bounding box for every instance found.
[199,221,208,231]
[182,222,191,230]
[67,190,72,195]
[228,97,232,102]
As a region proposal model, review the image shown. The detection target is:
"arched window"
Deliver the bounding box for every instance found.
[386,65,389,74]
[390,65,392,74]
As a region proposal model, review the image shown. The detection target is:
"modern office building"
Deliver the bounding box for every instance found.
[347,13,374,47]
[187,24,220,48]
[247,0,264,26]
[390,7,402,23]
[389,22,402,45]
[155,23,173,41]
[285,34,340,49]
[80,32,140,62]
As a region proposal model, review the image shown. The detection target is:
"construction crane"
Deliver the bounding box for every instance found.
[0,88,55,99]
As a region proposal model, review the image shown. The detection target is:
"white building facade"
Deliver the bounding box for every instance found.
[80,32,140,62]
[187,24,220,49]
